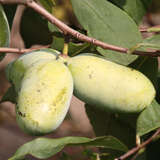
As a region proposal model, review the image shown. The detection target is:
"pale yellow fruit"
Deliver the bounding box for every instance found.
[16,60,73,135]
[68,54,155,113]
[6,49,59,92]
[16,49,59,68]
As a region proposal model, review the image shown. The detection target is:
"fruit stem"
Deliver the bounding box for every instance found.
[62,42,69,56]
[62,34,70,56]
[127,44,141,54]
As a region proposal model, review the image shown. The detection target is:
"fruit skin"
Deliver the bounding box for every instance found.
[16,60,73,135]
[6,49,73,135]
[6,49,59,93]
[67,54,156,113]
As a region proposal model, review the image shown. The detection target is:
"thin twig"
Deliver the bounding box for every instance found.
[140,25,160,32]
[115,128,160,160]
[0,45,50,54]
[139,27,148,32]
[1,0,160,57]
[26,0,127,53]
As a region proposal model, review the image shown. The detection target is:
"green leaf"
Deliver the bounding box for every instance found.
[85,104,136,148]
[143,33,160,45]
[0,4,10,60]
[51,35,64,51]
[9,136,127,160]
[68,42,91,57]
[48,22,59,33]
[38,0,55,13]
[128,34,160,54]
[137,34,160,51]
[108,0,152,24]
[71,0,142,65]
[137,100,160,136]
[0,86,17,104]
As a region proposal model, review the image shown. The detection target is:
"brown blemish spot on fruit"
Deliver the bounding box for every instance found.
[18,111,26,117]
[56,55,60,60]
[89,74,92,79]
[89,71,94,79]
[64,61,68,66]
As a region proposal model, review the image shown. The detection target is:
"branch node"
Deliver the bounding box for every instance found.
[92,38,96,44]
[75,32,81,39]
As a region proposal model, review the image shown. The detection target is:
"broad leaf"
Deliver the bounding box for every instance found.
[108,0,152,24]
[9,136,127,160]
[0,4,10,60]
[71,0,142,65]
[137,34,160,51]
[48,21,59,33]
[137,100,160,136]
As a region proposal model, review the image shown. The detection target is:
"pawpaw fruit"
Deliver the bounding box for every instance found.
[16,60,73,135]
[67,54,155,113]
[6,49,73,135]
[6,49,59,92]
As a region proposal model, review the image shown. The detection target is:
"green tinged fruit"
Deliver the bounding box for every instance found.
[16,60,73,135]
[6,49,73,135]
[68,55,155,113]
[6,49,156,135]
[6,49,59,92]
